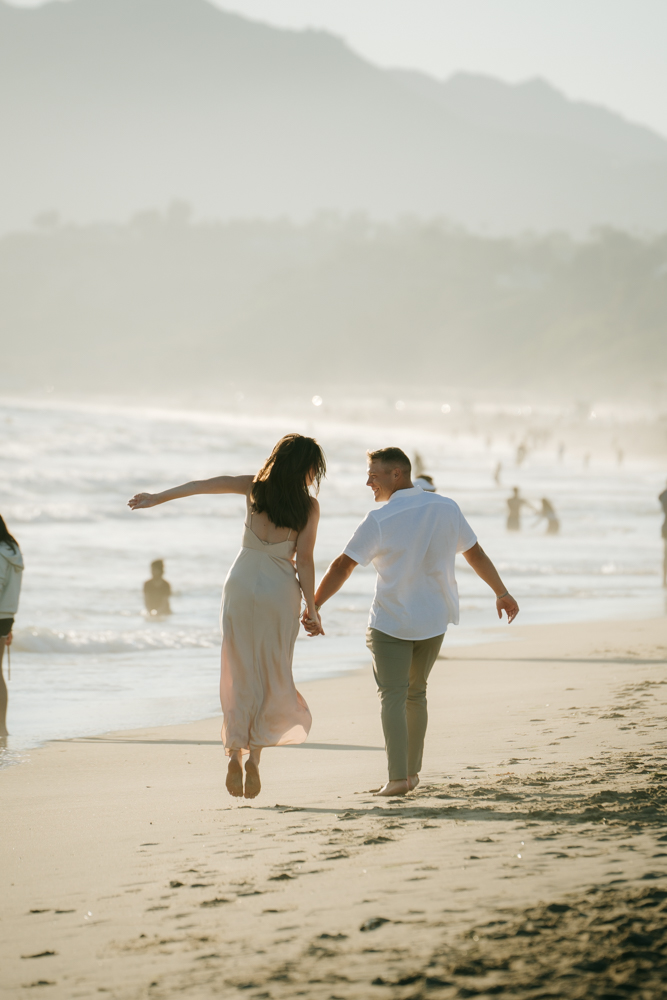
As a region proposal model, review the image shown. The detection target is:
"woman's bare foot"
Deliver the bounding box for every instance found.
[407,774,420,791]
[374,779,409,797]
[244,760,261,799]
[225,756,243,797]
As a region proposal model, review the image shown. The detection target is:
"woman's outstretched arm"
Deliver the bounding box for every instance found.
[128,475,255,510]
[295,499,324,635]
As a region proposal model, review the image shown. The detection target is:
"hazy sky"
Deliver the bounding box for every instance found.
[11,0,667,137]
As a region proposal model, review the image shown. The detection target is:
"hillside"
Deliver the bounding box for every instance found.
[1,0,667,233]
[1,213,665,401]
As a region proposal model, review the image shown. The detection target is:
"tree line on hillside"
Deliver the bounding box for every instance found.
[1,210,666,400]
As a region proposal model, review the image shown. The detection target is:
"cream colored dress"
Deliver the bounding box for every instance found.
[220,517,312,753]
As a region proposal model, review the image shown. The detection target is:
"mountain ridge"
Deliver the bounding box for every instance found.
[391,70,667,164]
[1,0,667,233]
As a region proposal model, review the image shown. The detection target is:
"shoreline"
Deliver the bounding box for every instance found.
[3,608,664,767]
[3,616,667,998]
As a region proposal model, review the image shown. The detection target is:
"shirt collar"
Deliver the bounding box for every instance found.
[387,486,423,503]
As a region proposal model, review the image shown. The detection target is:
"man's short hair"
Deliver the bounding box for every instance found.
[367,447,411,475]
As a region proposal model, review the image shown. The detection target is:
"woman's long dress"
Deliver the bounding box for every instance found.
[220,524,312,753]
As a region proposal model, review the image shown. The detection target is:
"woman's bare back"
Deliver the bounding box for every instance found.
[246,500,295,544]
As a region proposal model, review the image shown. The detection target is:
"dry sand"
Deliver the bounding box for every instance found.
[2,617,667,999]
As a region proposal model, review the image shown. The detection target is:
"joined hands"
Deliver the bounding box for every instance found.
[301,607,325,637]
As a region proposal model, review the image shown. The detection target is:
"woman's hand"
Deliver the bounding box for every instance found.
[301,608,324,636]
[4,632,12,647]
[128,493,160,510]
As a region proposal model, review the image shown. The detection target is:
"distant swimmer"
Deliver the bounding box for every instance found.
[660,483,667,588]
[493,461,502,486]
[506,487,532,532]
[516,443,527,466]
[414,474,436,492]
[535,498,560,535]
[144,559,172,617]
[557,442,565,463]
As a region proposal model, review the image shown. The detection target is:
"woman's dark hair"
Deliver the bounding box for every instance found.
[0,515,19,553]
[250,434,326,533]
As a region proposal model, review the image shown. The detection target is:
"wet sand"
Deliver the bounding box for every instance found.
[2,617,667,999]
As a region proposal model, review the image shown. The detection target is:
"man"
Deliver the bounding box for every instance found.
[506,486,533,532]
[304,447,518,797]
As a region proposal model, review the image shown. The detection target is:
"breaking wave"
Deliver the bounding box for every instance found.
[13,626,221,655]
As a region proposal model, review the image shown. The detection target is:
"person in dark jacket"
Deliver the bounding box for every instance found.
[0,515,23,739]
[659,483,667,588]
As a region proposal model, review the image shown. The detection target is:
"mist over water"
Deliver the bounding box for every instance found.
[1,395,664,759]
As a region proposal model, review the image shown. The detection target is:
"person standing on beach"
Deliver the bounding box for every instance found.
[0,515,24,739]
[304,447,518,797]
[535,498,560,535]
[129,434,325,799]
[659,482,667,588]
[506,486,531,532]
[144,559,172,616]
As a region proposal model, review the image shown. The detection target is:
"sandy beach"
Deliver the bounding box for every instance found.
[2,616,667,999]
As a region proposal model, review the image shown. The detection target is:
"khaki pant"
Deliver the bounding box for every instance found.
[366,627,445,781]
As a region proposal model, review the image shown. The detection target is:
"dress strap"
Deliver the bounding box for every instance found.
[286,527,292,541]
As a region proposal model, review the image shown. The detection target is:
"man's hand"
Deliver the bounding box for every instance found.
[497,594,519,623]
[463,544,518,624]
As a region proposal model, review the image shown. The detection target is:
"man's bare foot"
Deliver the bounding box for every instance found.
[374,779,409,797]
[407,774,420,791]
[244,760,261,799]
[225,757,243,797]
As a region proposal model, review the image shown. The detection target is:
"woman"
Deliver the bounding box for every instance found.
[0,515,24,739]
[535,497,560,535]
[129,433,326,799]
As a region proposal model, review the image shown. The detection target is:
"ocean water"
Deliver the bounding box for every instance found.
[1,396,665,762]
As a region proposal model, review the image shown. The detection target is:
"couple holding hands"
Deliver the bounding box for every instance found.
[129,434,518,800]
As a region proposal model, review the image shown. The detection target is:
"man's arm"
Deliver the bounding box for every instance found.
[302,554,358,634]
[462,542,519,623]
[314,554,358,607]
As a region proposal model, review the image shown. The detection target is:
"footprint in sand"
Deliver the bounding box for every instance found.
[360,917,390,932]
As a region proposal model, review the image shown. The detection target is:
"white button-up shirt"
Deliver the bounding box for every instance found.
[343,487,477,640]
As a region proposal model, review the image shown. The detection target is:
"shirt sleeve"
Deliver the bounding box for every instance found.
[343,513,381,567]
[456,509,478,554]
